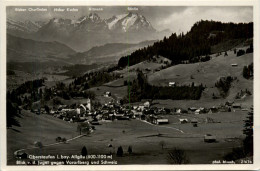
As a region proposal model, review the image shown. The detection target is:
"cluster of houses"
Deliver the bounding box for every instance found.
[176,101,243,115]
[31,95,245,128]
[47,99,170,125]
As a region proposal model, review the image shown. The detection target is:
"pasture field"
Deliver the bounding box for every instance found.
[7,109,247,165]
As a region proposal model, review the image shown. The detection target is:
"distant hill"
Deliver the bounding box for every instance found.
[68,40,157,64]
[7,34,76,62]
[118,20,253,68]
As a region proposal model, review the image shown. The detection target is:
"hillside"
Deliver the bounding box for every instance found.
[7,34,76,62]
[148,47,253,108]
[118,20,253,68]
[7,109,78,164]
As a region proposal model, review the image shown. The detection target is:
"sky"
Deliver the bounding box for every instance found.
[7,6,253,33]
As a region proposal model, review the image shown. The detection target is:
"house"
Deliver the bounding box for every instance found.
[208,107,218,114]
[179,118,188,124]
[145,68,151,72]
[232,103,241,108]
[169,82,176,87]
[104,91,111,97]
[144,101,151,108]
[204,134,216,143]
[190,118,198,124]
[31,101,41,114]
[189,107,197,112]
[225,101,234,106]
[86,98,91,111]
[138,105,145,111]
[132,110,142,119]
[218,106,229,112]
[195,109,201,114]
[155,118,169,125]
[133,106,138,110]
[115,113,129,120]
[195,109,205,114]
[176,109,188,114]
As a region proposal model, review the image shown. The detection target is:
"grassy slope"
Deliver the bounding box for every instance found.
[7,110,78,163]
[148,48,253,108]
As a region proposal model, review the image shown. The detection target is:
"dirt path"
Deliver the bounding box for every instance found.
[14,134,87,155]
[138,119,185,133]
[138,119,209,137]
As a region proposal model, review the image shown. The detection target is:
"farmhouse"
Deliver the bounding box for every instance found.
[204,134,216,143]
[232,103,241,108]
[132,110,142,118]
[104,91,111,97]
[208,107,218,114]
[144,101,151,108]
[195,109,203,114]
[176,109,188,114]
[189,107,197,112]
[86,98,91,111]
[138,105,145,111]
[169,82,176,87]
[155,118,169,125]
[31,101,41,114]
[225,101,234,106]
[179,118,188,124]
[191,118,198,124]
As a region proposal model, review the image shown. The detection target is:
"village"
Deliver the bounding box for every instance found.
[30,89,251,143]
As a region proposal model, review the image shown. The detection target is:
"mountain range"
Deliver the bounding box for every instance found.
[7,33,156,66]
[7,12,171,51]
[7,34,75,63]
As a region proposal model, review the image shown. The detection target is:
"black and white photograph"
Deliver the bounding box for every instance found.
[1,1,259,169]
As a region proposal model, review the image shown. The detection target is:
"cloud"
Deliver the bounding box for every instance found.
[156,6,253,34]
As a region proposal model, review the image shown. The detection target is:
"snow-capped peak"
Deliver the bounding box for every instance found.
[7,18,42,33]
[75,13,102,24]
[89,13,101,22]
[106,12,154,32]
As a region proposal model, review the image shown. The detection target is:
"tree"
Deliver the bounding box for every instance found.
[56,137,62,142]
[224,51,228,56]
[159,140,166,149]
[223,108,253,160]
[44,105,50,114]
[243,110,253,156]
[7,100,21,128]
[117,146,123,157]
[168,148,190,164]
[77,122,92,135]
[81,146,88,157]
[243,66,249,79]
[128,146,132,154]
[237,49,245,57]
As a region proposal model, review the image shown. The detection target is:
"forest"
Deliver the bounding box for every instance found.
[118,20,253,68]
[125,72,205,103]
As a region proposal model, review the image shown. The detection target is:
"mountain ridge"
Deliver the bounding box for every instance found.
[7,12,171,51]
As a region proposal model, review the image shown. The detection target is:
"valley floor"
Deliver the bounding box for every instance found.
[7,109,248,165]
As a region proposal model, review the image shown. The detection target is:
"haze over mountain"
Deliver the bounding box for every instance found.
[68,40,157,64]
[7,34,75,63]
[7,12,171,51]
